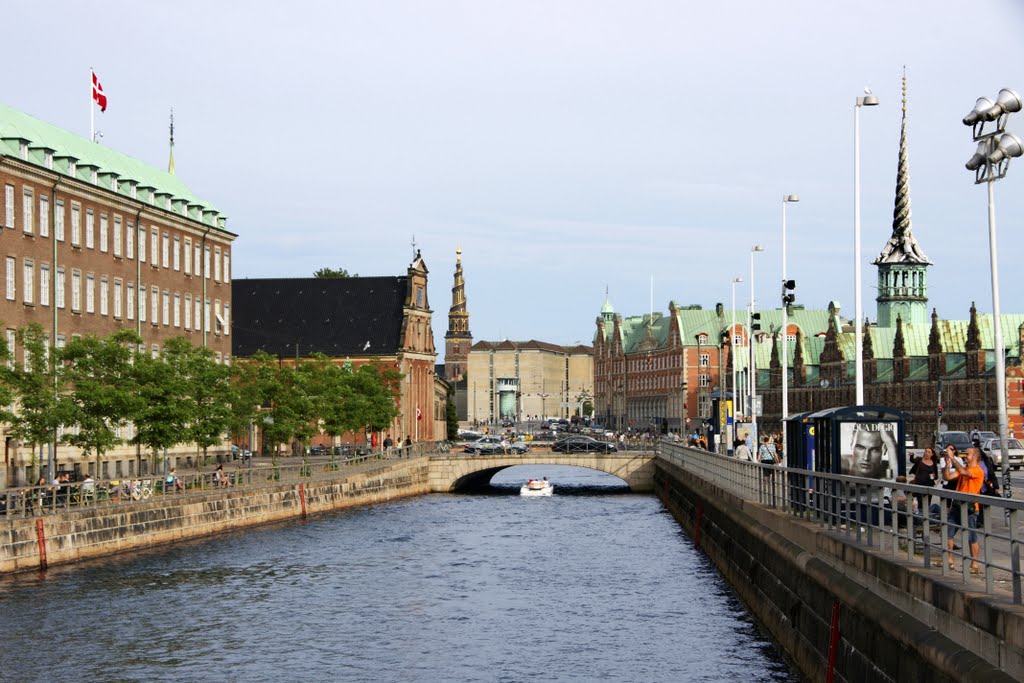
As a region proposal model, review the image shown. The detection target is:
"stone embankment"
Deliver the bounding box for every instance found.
[1,458,430,574]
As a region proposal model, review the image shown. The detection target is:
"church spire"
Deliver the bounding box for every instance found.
[444,246,472,382]
[168,108,176,175]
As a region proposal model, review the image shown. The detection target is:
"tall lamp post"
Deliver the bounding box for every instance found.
[781,194,799,424]
[750,245,765,446]
[854,88,879,405]
[963,88,1023,502]
[730,276,743,451]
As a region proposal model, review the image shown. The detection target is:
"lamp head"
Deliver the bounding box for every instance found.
[857,88,879,107]
[784,194,800,203]
[981,88,1023,122]
[988,132,1024,164]
[732,277,743,283]
[966,140,989,171]
[752,245,765,252]
[963,96,995,126]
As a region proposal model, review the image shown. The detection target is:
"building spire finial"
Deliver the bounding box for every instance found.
[168,108,176,175]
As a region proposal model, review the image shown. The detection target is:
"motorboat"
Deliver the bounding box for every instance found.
[520,479,554,496]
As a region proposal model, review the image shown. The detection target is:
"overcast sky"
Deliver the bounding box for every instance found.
[6,1,1024,351]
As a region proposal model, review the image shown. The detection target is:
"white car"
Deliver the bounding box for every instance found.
[981,438,1024,470]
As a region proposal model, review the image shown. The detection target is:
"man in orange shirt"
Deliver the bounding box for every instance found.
[944,447,985,573]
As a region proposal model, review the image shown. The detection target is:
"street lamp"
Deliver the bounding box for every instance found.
[854,87,879,405]
[963,87,1023,501]
[781,194,799,424]
[750,245,765,446]
[730,277,743,448]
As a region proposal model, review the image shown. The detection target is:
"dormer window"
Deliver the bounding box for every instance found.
[44,152,53,169]
[19,142,27,160]
[69,161,76,176]
[697,334,708,344]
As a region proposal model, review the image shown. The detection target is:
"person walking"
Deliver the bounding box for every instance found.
[944,447,985,574]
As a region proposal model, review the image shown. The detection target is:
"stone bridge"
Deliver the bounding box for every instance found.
[427,452,656,492]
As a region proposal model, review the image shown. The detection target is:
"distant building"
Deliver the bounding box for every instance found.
[231,252,446,448]
[466,340,593,423]
[594,77,1024,447]
[0,103,235,487]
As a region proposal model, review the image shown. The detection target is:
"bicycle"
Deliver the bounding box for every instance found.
[434,441,454,454]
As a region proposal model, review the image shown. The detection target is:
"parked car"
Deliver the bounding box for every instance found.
[551,436,618,454]
[464,436,528,454]
[936,431,972,456]
[981,438,1024,470]
[973,430,997,443]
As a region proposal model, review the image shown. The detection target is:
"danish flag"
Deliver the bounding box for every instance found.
[92,70,107,112]
[416,407,422,421]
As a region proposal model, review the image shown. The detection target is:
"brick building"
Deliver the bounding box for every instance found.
[231,252,446,448]
[0,104,235,487]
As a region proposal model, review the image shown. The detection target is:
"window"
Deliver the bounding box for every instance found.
[85,209,94,249]
[161,232,169,268]
[71,204,81,245]
[697,334,708,345]
[126,283,134,320]
[5,257,14,300]
[86,273,95,313]
[113,279,122,319]
[223,252,230,283]
[99,214,108,252]
[173,236,180,270]
[786,333,796,343]
[733,334,743,347]
[204,246,210,279]
[126,222,134,259]
[100,277,109,316]
[194,244,201,276]
[55,268,65,309]
[22,187,33,234]
[55,200,65,241]
[5,330,14,369]
[39,195,49,238]
[22,259,33,304]
[150,227,158,265]
[204,298,211,331]
[40,264,49,306]
[223,303,230,336]
[184,294,192,330]
[214,300,222,334]
[55,335,65,349]
[113,216,122,257]
[71,270,81,311]
[138,282,145,322]
[4,185,14,228]
[138,226,145,263]
[699,353,710,367]
[194,298,201,332]
[214,247,221,281]
[699,374,710,388]
[162,290,169,326]
[151,286,159,325]
[173,293,180,327]
[183,238,192,275]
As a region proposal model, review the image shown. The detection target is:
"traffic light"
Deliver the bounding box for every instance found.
[782,279,796,306]
[937,405,943,418]
[751,312,762,331]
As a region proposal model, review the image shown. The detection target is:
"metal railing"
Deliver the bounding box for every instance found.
[658,441,1024,603]
[0,443,433,518]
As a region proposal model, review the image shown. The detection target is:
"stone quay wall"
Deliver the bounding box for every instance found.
[0,459,431,574]
[655,454,1022,683]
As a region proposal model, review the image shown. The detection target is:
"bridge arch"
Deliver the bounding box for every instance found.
[428,453,655,493]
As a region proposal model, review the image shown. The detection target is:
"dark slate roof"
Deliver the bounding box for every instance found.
[232,277,407,358]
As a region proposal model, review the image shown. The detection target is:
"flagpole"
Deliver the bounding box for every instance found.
[89,67,94,143]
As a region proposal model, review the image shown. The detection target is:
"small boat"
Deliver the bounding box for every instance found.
[520,478,554,496]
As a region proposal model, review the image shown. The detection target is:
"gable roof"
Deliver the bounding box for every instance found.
[232,277,408,358]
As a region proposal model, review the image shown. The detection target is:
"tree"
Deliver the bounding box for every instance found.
[347,362,402,438]
[446,385,459,440]
[230,352,303,464]
[3,325,69,479]
[313,266,357,279]
[59,330,142,476]
[132,342,192,475]
[162,338,233,465]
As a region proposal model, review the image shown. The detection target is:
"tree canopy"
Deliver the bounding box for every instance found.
[313,266,358,279]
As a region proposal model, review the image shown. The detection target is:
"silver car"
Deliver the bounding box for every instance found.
[981,438,1024,470]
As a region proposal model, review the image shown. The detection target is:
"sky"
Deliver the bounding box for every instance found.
[5,1,1024,353]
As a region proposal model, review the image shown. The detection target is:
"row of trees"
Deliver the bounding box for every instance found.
[0,325,402,477]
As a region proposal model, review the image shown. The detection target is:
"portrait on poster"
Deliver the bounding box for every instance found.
[839,421,898,479]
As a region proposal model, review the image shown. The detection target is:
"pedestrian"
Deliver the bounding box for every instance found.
[909,447,939,517]
[383,433,394,454]
[943,446,985,574]
[735,438,753,461]
[404,435,412,449]
[213,464,228,488]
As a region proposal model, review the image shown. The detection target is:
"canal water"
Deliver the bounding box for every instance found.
[0,465,799,682]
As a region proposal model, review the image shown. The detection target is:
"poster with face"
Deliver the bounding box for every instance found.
[840,421,898,479]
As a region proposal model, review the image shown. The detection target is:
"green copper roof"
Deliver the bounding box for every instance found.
[0,103,223,226]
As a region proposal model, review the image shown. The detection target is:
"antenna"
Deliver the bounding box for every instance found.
[411,234,417,260]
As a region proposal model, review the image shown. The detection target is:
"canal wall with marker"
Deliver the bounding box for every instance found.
[655,450,1022,683]
[0,459,431,574]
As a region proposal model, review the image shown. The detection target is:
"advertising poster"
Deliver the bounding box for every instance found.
[839,421,898,479]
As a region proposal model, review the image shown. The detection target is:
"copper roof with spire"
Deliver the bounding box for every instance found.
[874,69,931,266]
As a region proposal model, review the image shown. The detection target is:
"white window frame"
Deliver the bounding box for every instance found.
[138,226,146,263]
[138,282,145,322]
[162,233,170,268]
[99,214,108,253]
[56,268,65,309]
[204,246,211,279]
[85,209,94,249]
[113,279,122,319]
[126,222,134,259]
[22,259,33,305]
[183,238,192,275]
[55,200,65,241]
[40,263,49,307]
[4,185,14,228]
[5,256,13,300]
[162,290,169,326]
[71,204,81,246]
[113,216,122,257]
[173,236,180,271]
[214,246,222,281]
[194,298,201,332]
[39,195,49,238]
[150,227,158,265]
[173,292,181,327]
[126,282,134,320]
[223,303,230,336]
[699,353,710,367]
[5,330,14,370]
[71,270,81,312]
[85,272,95,313]
[184,293,192,330]
[100,277,109,316]
[22,187,32,235]
[194,244,201,277]
[223,252,230,283]
[151,286,159,326]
